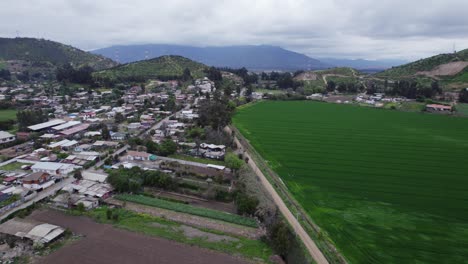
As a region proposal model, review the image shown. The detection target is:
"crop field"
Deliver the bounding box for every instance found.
[115,194,258,228]
[233,101,468,263]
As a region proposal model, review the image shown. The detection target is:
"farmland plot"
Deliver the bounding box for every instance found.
[233,101,468,263]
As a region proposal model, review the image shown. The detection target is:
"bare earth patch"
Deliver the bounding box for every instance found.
[417,61,468,77]
[179,225,239,243]
[28,209,248,264]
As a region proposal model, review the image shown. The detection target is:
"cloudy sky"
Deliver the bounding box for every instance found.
[1,0,467,60]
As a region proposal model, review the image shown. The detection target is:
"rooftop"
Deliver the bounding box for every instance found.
[28,119,66,131]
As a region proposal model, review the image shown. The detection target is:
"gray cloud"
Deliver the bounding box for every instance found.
[1,0,467,60]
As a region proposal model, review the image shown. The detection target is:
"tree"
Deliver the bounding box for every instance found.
[269,220,293,257]
[459,88,468,103]
[225,153,243,175]
[158,139,177,156]
[235,192,259,216]
[198,97,235,130]
[326,81,336,92]
[17,109,48,132]
[101,124,111,140]
[114,113,125,123]
[73,170,83,181]
[182,68,192,82]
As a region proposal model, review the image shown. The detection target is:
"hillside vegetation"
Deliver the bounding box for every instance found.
[0,38,117,70]
[377,49,468,79]
[94,55,207,81]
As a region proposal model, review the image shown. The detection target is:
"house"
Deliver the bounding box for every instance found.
[199,143,226,159]
[31,162,76,176]
[0,131,16,144]
[110,132,127,141]
[22,172,52,189]
[426,104,452,112]
[127,151,152,161]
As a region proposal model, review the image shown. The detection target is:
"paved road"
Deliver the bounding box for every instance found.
[0,177,74,222]
[228,128,329,264]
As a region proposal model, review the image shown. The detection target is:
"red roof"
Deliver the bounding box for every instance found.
[427,104,452,110]
[3,176,16,182]
[60,124,90,136]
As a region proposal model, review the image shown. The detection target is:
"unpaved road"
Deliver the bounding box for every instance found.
[30,209,248,264]
[229,128,329,264]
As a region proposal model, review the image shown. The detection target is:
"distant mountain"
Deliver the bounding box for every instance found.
[376,49,468,79]
[92,44,328,71]
[0,37,117,71]
[318,58,407,70]
[94,55,207,81]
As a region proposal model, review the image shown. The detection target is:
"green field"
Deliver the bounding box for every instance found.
[115,194,257,227]
[233,101,468,263]
[0,109,17,122]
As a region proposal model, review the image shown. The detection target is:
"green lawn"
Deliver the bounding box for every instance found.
[455,103,468,116]
[169,154,225,166]
[87,207,271,262]
[233,101,468,264]
[0,109,17,122]
[115,194,257,227]
[0,162,30,171]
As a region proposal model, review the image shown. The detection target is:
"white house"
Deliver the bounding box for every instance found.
[31,162,76,176]
[0,131,15,144]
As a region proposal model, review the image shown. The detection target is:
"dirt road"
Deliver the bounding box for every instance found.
[229,128,329,264]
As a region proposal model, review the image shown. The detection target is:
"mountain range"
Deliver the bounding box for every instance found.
[92,44,406,71]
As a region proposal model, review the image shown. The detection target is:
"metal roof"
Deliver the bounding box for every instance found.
[28,119,66,131]
[52,121,81,131]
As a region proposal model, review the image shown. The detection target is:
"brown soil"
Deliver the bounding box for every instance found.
[417,61,468,77]
[28,209,248,264]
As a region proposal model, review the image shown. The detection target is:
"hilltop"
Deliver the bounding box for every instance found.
[92,44,328,71]
[93,55,208,81]
[0,38,117,71]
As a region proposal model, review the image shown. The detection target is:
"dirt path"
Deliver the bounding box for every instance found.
[106,198,262,239]
[229,128,329,264]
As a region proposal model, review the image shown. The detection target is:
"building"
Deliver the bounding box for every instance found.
[28,119,66,131]
[199,143,226,159]
[31,162,76,176]
[110,132,127,141]
[22,172,53,190]
[0,218,65,245]
[126,151,153,161]
[0,131,15,144]
[426,104,452,112]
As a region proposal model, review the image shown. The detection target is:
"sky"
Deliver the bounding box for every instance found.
[1,0,468,61]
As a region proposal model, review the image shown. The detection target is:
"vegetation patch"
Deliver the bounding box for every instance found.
[233,101,468,264]
[0,162,30,171]
[87,207,271,261]
[0,109,18,122]
[115,194,258,228]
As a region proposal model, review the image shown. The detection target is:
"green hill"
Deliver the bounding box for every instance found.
[0,37,117,71]
[94,55,208,81]
[377,49,468,79]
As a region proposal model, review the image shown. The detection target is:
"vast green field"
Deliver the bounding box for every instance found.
[233,101,468,263]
